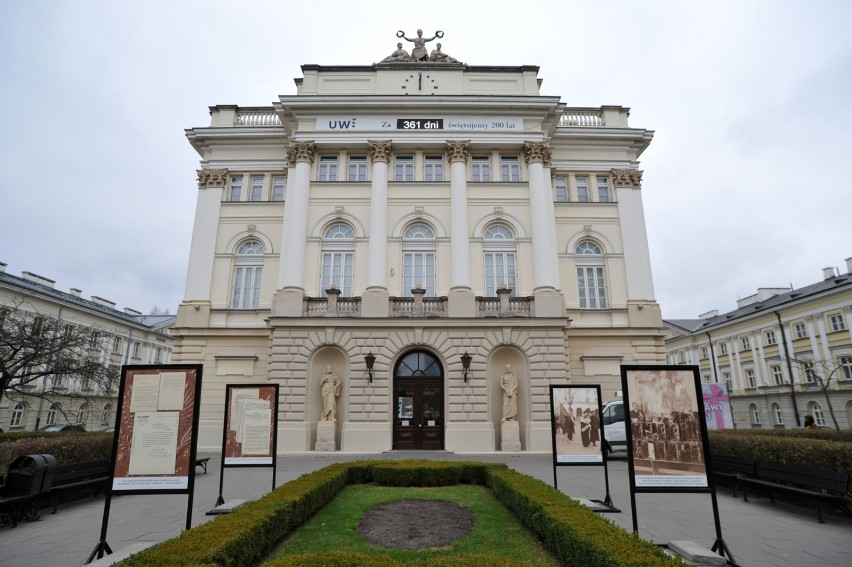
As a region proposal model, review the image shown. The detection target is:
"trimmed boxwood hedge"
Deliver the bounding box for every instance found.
[121,460,681,567]
[264,552,537,566]
[0,432,113,480]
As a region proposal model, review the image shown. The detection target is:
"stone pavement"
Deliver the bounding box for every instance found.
[1,452,850,566]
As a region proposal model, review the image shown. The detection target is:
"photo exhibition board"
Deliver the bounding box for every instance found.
[222,383,279,466]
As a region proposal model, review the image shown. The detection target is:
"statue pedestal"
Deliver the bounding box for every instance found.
[315,422,336,452]
[500,421,521,452]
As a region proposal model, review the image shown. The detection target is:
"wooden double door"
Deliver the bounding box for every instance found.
[392,351,444,450]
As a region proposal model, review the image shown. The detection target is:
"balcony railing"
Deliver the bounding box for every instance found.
[234,109,282,127]
[558,109,603,127]
[299,296,534,317]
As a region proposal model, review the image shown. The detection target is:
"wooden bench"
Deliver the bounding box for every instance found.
[195,457,210,474]
[47,459,110,514]
[0,493,36,528]
[741,460,850,523]
[710,454,756,497]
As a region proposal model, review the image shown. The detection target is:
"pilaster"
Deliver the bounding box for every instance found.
[448,141,471,290]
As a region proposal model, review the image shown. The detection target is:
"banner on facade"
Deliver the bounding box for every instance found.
[621,365,710,491]
[702,383,733,430]
[549,385,604,465]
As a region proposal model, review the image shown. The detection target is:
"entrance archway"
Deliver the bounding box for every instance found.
[392,350,444,450]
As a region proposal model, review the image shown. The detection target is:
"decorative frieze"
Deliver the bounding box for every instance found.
[286,141,317,164]
[610,169,643,189]
[367,140,393,163]
[196,168,228,188]
[521,142,552,165]
[446,141,470,163]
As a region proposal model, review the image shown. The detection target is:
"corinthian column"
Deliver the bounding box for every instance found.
[278,142,316,291]
[184,169,228,301]
[522,142,558,290]
[611,169,654,300]
[367,140,392,289]
[447,141,471,289]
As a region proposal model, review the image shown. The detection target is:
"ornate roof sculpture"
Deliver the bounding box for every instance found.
[378,29,463,65]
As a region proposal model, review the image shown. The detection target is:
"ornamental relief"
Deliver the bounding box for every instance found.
[196,168,228,188]
[368,140,393,163]
[287,141,317,164]
[610,169,643,189]
[521,142,552,165]
[446,141,470,163]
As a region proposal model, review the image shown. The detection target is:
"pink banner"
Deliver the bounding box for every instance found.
[702,383,733,430]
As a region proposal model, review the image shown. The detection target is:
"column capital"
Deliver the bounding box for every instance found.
[446,141,470,163]
[196,168,228,188]
[521,142,552,166]
[611,169,643,189]
[368,140,393,163]
[286,141,317,164]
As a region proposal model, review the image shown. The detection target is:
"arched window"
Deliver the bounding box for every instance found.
[749,403,761,426]
[76,403,90,425]
[231,239,265,309]
[402,223,436,296]
[321,223,355,296]
[101,403,112,425]
[483,224,516,296]
[575,239,607,309]
[809,402,825,426]
[10,403,25,427]
[47,403,60,426]
[771,403,784,426]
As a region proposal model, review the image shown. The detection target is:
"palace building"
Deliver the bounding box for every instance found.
[173,37,665,453]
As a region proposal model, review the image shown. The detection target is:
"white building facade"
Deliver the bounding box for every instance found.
[174,52,665,453]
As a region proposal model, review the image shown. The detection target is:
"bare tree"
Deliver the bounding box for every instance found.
[788,356,845,431]
[149,305,170,315]
[0,302,118,413]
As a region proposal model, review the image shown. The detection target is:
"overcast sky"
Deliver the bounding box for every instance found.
[1,0,850,319]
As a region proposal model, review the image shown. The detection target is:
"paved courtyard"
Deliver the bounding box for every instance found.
[1,451,850,566]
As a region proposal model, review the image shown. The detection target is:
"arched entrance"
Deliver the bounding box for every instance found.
[393,350,444,450]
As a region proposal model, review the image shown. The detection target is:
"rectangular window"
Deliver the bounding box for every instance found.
[554,176,568,202]
[596,175,610,202]
[90,332,100,349]
[231,265,263,309]
[484,252,517,296]
[764,330,776,345]
[394,156,414,181]
[828,313,846,332]
[577,266,607,309]
[271,175,286,201]
[403,252,436,296]
[723,372,732,391]
[249,175,264,201]
[424,155,444,181]
[348,156,367,181]
[10,405,24,427]
[321,252,354,296]
[471,156,491,182]
[54,374,65,388]
[803,361,815,383]
[703,374,712,384]
[840,356,852,380]
[228,175,243,201]
[740,336,750,350]
[318,156,338,181]
[746,369,756,388]
[699,347,708,360]
[678,351,686,363]
[47,405,57,425]
[154,347,162,363]
[718,342,728,355]
[576,176,589,202]
[500,156,520,182]
[112,337,122,355]
[773,405,784,425]
[132,342,141,358]
[794,322,807,339]
[771,365,784,385]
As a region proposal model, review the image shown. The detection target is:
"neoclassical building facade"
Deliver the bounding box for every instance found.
[173,52,665,453]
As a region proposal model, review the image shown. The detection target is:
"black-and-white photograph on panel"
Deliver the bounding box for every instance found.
[550,385,603,464]
[622,366,709,490]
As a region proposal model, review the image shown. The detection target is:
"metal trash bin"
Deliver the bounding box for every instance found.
[4,454,57,497]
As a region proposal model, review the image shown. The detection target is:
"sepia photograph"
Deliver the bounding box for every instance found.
[550,385,603,464]
[623,367,708,489]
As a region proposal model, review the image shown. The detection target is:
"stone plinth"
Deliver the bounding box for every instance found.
[500,420,521,452]
[315,421,336,452]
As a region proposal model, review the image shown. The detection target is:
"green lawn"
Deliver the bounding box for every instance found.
[264,483,559,565]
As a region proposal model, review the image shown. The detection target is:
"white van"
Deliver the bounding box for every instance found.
[601,400,627,457]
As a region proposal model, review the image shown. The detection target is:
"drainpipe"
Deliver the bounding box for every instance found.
[775,310,801,427]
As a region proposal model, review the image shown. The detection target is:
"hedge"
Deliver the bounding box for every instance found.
[264,552,536,566]
[0,432,113,479]
[121,460,681,567]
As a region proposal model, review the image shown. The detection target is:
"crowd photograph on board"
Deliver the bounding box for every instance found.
[624,368,708,488]
[551,386,603,464]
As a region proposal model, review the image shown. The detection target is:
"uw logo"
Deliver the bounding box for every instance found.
[328,118,357,129]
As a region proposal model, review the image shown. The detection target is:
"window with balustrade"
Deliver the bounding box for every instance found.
[575,240,607,309]
[231,239,265,309]
[402,223,436,297]
[483,224,516,296]
[321,223,355,296]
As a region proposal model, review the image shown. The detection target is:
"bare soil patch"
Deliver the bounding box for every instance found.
[357,499,476,549]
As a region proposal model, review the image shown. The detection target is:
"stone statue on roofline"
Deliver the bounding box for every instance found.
[378,29,463,65]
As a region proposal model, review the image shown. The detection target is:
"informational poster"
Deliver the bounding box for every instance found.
[222,384,278,466]
[111,365,203,492]
[549,385,604,465]
[622,366,710,491]
[702,383,733,430]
